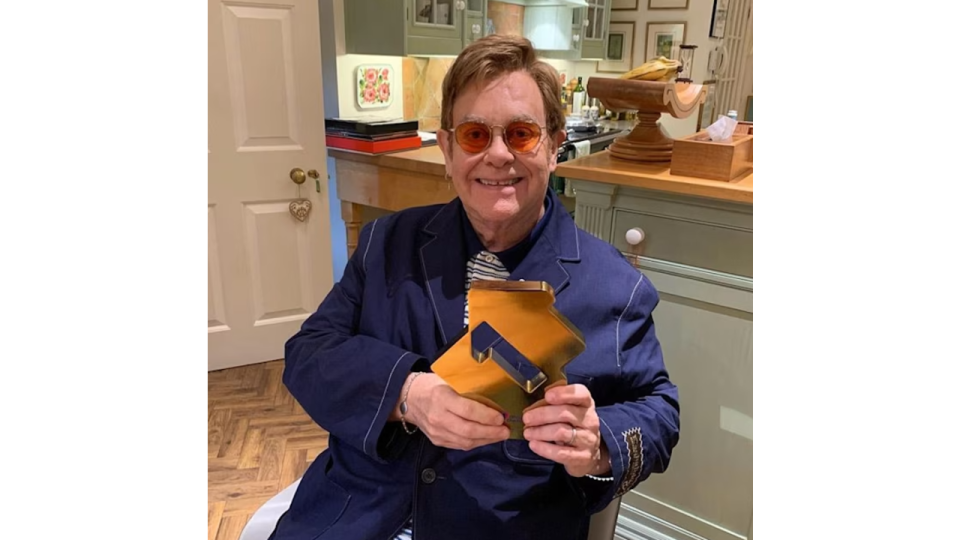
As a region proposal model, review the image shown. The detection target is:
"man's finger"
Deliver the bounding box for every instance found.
[522,404,586,427]
[544,384,593,407]
[459,421,511,441]
[448,395,506,426]
[523,424,569,444]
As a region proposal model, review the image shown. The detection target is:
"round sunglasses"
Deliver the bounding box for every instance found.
[448,121,548,155]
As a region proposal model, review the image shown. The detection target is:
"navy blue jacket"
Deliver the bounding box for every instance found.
[274,191,680,540]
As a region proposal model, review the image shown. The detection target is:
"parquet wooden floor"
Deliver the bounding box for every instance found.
[208,359,329,540]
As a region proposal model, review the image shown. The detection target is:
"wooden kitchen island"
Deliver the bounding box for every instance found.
[329,147,454,256]
[330,146,754,540]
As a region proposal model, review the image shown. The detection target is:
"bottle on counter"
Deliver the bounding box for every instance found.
[726,109,738,121]
[586,98,599,121]
[572,76,585,116]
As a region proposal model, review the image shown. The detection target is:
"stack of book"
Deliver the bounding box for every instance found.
[325,117,423,154]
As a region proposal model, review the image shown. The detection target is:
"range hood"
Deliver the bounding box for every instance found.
[495,0,589,7]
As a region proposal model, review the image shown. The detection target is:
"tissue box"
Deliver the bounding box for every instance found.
[670,130,753,182]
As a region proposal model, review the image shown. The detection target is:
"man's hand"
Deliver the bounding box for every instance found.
[401,373,510,451]
[522,384,611,477]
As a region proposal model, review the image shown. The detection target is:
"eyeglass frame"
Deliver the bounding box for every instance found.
[444,120,552,155]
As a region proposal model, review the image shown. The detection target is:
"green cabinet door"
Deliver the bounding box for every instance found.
[463,0,486,47]
[621,259,753,540]
[407,0,464,56]
[345,0,480,56]
[580,0,611,60]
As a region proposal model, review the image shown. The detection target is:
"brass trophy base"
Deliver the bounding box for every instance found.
[608,112,674,162]
[430,281,586,439]
[588,78,707,163]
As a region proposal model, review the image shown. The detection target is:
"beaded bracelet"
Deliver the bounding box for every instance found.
[585,447,615,482]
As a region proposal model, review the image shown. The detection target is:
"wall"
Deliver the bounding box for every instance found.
[403,57,454,131]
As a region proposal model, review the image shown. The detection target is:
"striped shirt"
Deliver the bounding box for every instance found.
[463,250,510,326]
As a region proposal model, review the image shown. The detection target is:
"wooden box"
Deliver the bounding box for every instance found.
[671,130,753,182]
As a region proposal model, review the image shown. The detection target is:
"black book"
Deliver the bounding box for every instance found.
[324,117,419,136]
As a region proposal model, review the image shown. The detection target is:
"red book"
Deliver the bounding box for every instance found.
[326,134,422,154]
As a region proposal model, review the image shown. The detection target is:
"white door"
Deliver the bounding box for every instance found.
[208,0,334,370]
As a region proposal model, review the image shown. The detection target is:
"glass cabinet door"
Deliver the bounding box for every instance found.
[408,0,464,49]
[584,0,606,40]
[413,0,456,28]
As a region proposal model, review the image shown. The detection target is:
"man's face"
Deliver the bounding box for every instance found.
[438,71,562,228]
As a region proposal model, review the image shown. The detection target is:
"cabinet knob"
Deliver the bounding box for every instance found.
[572,33,580,42]
[625,227,645,246]
[583,19,589,27]
[472,23,481,35]
[456,0,465,10]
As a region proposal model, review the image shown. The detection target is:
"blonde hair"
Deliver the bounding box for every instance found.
[440,34,564,140]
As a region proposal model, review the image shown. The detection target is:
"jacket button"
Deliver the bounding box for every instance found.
[421,468,436,484]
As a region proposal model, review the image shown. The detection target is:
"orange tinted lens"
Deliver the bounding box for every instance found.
[455,122,491,153]
[505,122,542,153]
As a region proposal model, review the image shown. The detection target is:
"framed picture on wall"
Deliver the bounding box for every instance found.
[644,22,685,62]
[597,22,636,73]
[648,0,689,9]
[611,0,639,10]
[710,0,729,38]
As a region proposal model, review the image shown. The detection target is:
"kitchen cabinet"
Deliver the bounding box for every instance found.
[344,0,487,57]
[578,0,610,60]
[523,0,611,61]
[463,0,487,46]
[567,174,753,540]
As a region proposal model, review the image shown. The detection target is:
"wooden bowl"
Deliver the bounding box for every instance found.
[587,77,707,162]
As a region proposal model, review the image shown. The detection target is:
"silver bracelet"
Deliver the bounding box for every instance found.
[399,372,424,435]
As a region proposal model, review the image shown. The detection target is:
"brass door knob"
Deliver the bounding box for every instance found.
[290,168,306,184]
[290,168,320,184]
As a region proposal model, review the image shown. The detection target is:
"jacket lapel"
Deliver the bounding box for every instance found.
[419,200,469,348]
[419,192,582,347]
[509,191,582,297]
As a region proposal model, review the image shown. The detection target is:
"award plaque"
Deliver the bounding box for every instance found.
[431,280,586,439]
